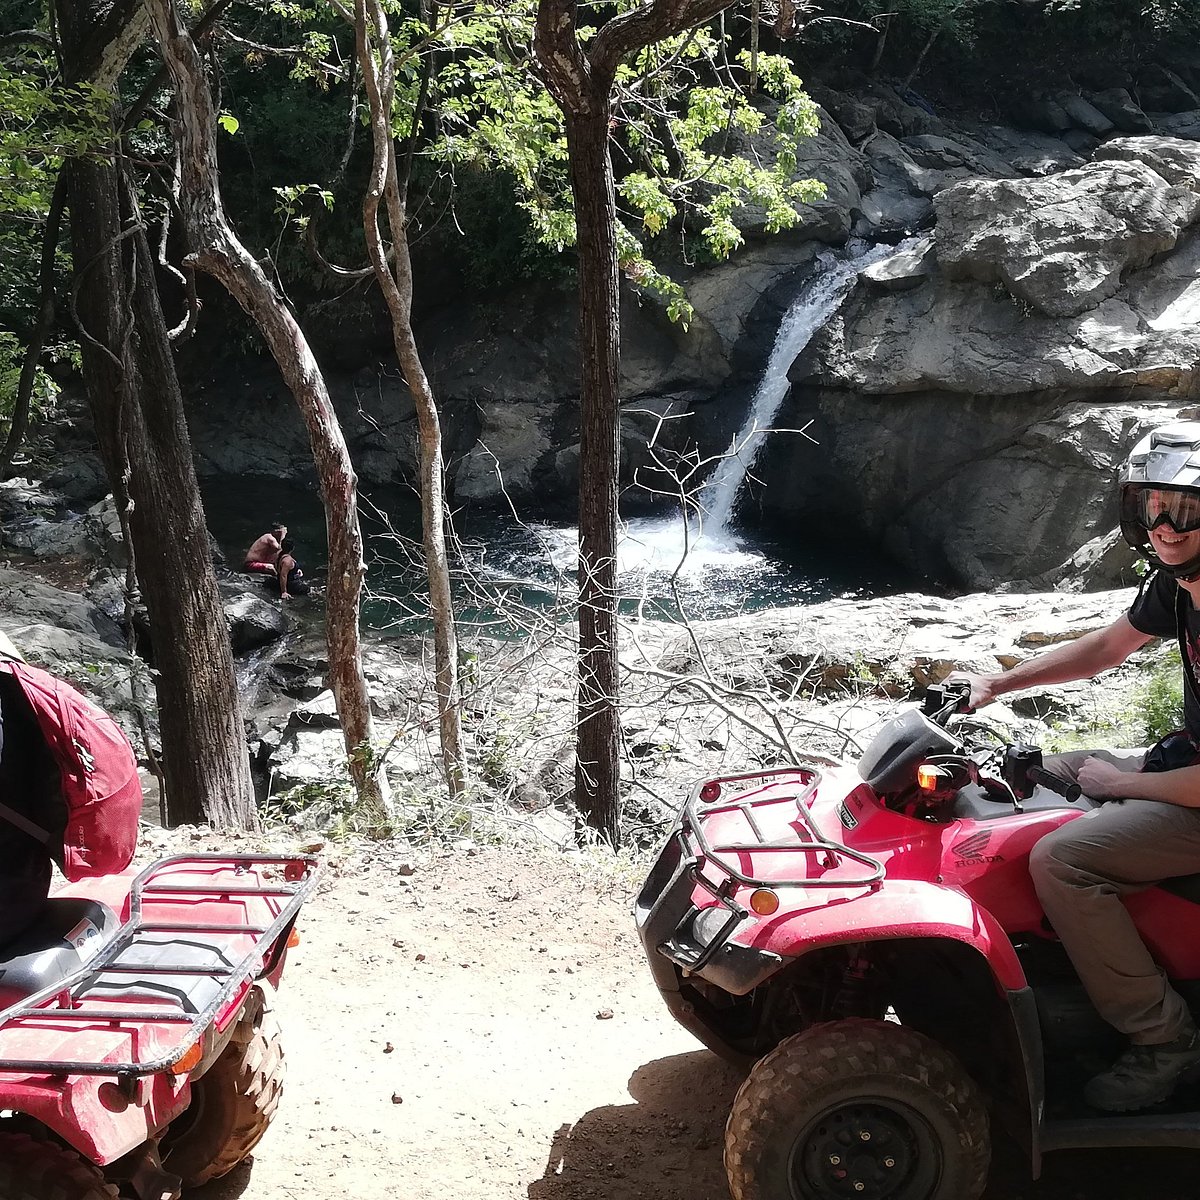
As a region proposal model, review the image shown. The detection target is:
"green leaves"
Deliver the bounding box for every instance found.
[239,1,824,321]
[410,6,822,321]
[0,331,60,426]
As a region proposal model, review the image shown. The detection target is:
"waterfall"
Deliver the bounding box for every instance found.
[704,241,895,536]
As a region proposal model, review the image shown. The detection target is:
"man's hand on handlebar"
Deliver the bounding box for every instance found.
[944,671,1003,713]
[1076,756,1130,801]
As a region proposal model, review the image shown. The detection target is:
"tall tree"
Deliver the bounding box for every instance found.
[52,0,255,827]
[144,0,393,822]
[534,0,742,845]
[352,0,466,799]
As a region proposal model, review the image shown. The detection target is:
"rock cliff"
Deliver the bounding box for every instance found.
[177,68,1200,591]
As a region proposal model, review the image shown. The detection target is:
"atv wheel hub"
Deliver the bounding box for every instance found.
[793,1100,940,1199]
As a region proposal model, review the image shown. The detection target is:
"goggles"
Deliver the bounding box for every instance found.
[1123,486,1200,535]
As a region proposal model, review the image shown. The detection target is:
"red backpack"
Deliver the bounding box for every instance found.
[0,660,141,881]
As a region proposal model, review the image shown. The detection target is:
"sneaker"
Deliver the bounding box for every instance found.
[1084,1028,1200,1112]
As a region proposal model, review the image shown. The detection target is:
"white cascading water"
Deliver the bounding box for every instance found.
[525,240,908,602]
[702,240,895,537]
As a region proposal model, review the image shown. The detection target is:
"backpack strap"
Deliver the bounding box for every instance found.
[0,800,50,844]
[1174,582,1200,721]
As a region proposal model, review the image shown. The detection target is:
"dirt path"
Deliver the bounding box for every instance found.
[189,844,1200,1200]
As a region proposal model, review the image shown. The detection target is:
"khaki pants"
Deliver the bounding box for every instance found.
[1029,748,1200,1044]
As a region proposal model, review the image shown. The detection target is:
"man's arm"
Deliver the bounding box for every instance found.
[1079,758,1200,807]
[951,614,1153,710]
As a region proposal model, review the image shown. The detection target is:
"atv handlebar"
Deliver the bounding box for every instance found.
[1026,765,1082,803]
[1002,744,1083,803]
[922,681,972,724]
[916,689,1085,808]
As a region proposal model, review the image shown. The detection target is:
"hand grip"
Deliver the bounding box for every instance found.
[1027,765,1082,803]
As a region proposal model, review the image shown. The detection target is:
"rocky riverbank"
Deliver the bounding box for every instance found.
[0,505,1169,844]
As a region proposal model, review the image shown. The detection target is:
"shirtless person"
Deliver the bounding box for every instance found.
[244,523,286,574]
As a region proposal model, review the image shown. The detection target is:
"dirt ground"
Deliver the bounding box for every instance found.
[175,840,1200,1200]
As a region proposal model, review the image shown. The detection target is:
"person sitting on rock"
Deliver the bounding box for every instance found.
[272,538,310,601]
[244,523,286,574]
[951,420,1200,1113]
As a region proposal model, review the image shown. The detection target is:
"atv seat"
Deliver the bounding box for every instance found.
[1161,875,1200,906]
[0,897,119,1010]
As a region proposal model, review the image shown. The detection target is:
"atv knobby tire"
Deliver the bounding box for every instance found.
[162,986,285,1186]
[725,1018,990,1200]
[0,1131,118,1200]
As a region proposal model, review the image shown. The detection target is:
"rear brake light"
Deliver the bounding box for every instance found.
[699,781,721,803]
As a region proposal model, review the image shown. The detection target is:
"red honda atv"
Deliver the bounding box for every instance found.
[0,851,319,1199]
[635,683,1200,1199]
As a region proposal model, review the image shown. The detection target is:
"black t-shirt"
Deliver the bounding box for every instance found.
[0,673,59,943]
[1128,570,1200,738]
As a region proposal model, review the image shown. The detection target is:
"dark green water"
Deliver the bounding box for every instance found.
[201,476,917,638]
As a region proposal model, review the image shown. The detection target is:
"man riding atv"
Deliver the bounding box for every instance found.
[952,420,1200,1112]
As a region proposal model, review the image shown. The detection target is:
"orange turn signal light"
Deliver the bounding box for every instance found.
[749,888,780,916]
[171,1040,204,1075]
[917,764,942,792]
[287,928,301,948]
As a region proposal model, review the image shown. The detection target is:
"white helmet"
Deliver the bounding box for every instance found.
[1119,421,1200,578]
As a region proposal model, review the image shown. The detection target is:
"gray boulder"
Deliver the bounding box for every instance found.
[1086,88,1153,134]
[859,235,935,292]
[852,187,933,239]
[1091,135,1200,189]
[1009,96,1073,135]
[1055,92,1115,137]
[955,122,1083,177]
[902,133,1019,180]
[807,84,876,143]
[934,155,1200,317]
[1137,65,1199,113]
[1153,110,1200,140]
[0,567,124,646]
[219,584,290,654]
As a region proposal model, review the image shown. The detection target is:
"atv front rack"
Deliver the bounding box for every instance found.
[682,767,885,891]
[0,853,320,1080]
[635,767,887,977]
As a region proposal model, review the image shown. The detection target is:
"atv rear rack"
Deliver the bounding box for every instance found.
[0,853,320,1080]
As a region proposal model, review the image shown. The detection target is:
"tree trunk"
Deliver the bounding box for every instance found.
[534,0,736,846]
[1,174,66,480]
[53,0,255,827]
[145,0,391,822]
[566,108,622,847]
[355,0,466,799]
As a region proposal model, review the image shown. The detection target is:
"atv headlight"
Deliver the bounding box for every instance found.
[690,905,737,946]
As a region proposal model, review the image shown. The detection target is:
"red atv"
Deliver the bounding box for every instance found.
[0,851,319,1199]
[635,682,1200,1199]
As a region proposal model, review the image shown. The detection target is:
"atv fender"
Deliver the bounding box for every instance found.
[745,879,1027,993]
[753,881,1045,1174]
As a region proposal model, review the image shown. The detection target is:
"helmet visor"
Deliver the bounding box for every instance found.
[1123,486,1200,535]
